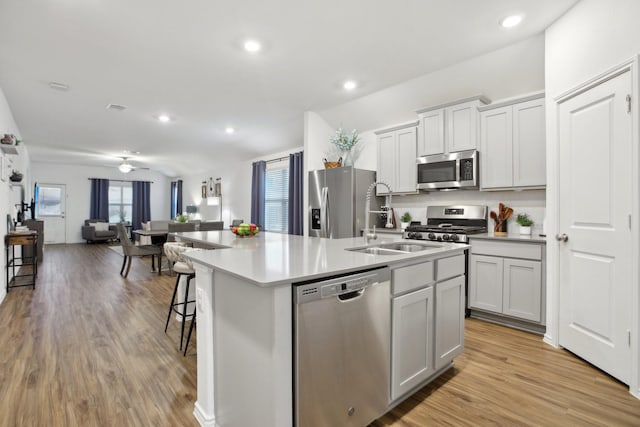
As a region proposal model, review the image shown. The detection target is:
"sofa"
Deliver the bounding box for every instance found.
[81,219,118,243]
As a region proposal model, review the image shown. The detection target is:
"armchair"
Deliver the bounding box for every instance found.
[81,219,118,243]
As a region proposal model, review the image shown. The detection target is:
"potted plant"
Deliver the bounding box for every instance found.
[400,212,412,230]
[329,128,360,166]
[175,213,188,223]
[516,213,534,235]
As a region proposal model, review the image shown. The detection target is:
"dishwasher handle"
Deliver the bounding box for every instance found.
[337,288,366,302]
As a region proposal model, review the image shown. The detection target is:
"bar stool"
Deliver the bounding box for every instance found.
[163,242,196,352]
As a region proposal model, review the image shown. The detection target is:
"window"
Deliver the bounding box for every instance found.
[264,160,289,232]
[36,185,64,216]
[109,182,132,223]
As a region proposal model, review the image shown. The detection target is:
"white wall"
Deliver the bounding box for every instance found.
[0,86,30,305]
[30,162,171,243]
[544,0,640,397]
[307,34,547,232]
[180,146,304,228]
[317,34,545,138]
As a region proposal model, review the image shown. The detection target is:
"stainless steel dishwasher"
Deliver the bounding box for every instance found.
[294,267,391,427]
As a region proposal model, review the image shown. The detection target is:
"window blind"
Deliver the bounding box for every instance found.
[108,182,133,223]
[264,160,289,232]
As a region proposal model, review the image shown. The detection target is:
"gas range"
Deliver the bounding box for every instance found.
[403,205,487,243]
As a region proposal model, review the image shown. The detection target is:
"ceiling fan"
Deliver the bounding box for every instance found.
[116,157,149,173]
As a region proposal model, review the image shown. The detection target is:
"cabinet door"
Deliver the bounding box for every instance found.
[418,109,445,155]
[480,106,513,189]
[446,100,479,152]
[502,259,542,322]
[395,127,417,193]
[469,254,503,313]
[513,98,546,187]
[377,132,395,195]
[435,275,465,370]
[391,286,434,401]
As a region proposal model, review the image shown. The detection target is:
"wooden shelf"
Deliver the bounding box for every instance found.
[1,144,19,155]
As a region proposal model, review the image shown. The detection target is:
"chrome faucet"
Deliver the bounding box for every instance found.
[364,181,393,244]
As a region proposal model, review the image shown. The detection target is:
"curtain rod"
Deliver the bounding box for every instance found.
[266,155,290,164]
[88,178,154,183]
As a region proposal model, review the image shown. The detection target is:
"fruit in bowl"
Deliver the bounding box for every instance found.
[232,223,260,237]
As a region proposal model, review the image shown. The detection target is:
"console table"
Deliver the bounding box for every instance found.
[5,231,38,291]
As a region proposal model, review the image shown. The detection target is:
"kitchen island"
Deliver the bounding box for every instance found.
[177,230,467,427]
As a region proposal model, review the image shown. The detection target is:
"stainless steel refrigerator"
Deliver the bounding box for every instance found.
[308,167,382,238]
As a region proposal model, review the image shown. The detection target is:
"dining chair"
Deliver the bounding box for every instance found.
[117,223,163,278]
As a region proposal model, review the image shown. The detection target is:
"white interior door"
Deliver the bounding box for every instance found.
[557,69,632,384]
[37,183,66,244]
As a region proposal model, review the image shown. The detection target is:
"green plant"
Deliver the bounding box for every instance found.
[176,213,188,223]
[401,212,412,222]
[330,128,360,151]
[516,213,534,227]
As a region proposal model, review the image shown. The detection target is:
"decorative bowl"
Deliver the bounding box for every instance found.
[232,223,260,237]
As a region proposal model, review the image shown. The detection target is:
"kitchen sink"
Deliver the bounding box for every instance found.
[346,241,442,255]
[347,247,408,255]
[377,242,441,252]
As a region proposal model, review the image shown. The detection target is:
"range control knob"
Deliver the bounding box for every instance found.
[442,234,450,241]
[413,232,423,240]
[407,232,416,239]
[427,233,436,240]
[450,234,459,242]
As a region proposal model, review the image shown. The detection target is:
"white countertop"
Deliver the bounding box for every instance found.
[469,232,547,244]
[177,231,467,287]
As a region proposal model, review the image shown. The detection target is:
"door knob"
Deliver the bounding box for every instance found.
[555,233,569,242]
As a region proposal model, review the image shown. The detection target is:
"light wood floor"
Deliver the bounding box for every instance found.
[1,244,639,427]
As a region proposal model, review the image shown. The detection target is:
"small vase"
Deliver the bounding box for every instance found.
[342,150,353,167]
[519,225,532,235]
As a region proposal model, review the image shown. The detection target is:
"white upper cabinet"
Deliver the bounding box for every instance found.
[375,122,418,195]
[417,95,489,156]
[480,93,546,190]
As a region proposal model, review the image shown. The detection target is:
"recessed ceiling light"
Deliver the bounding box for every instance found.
[243,39,262,53]
[225,127,235,134]
[500,15,523,28]
[106,103,127,111]
[48,81,70,91]
[157,114,171,123]
[343,80,357,91]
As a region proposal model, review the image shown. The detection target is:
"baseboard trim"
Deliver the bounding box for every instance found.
[193,401,217,427]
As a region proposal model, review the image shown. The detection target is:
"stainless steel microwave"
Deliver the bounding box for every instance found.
[416,149,479,190]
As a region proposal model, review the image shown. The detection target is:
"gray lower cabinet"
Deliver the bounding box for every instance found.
[469,239,544,324]
[390,254,465,402]
[390,261,434,401]
[391,285,434,401]
[435,275,465,370]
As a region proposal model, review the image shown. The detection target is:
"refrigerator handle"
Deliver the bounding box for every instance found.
[321,186,330,238]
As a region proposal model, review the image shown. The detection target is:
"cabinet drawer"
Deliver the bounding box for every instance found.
[436,254,465,281]
[470,239,542,260]
[392,261,434,295]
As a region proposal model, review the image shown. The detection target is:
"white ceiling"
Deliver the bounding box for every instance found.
[0,0,578,177]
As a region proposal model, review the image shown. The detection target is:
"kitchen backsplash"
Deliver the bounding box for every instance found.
[389,189,546,236]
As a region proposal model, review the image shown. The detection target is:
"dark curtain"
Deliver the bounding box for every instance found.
[170,181,177,218]
[251,161,266,228]
[170,180,183,219]
[132,181,152,233]
[177,180,183,215]
[288,151,304,235]
[89,178,109,221]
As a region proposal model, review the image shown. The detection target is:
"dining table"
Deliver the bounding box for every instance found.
[132,229,170,272]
